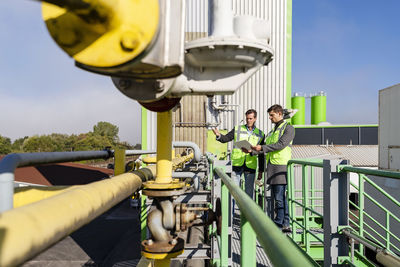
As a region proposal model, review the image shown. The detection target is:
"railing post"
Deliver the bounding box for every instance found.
[212,159,232,267]
[221,180,229,267]
[358,173,364,254]
[302,165,310,252]
[287,163,296,239]
[241,214,256,266]
[0,172,14,212]
[323,159,350,266]
[141,195,148,241]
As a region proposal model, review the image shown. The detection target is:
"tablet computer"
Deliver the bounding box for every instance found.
[234,140,252,150]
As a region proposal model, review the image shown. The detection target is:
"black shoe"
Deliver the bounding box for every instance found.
[282,226,292,233]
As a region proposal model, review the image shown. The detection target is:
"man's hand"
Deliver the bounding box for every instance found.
[255,178,263,187]
[241,147,252,153]
[212,128,220,137]
[255,172,263,187]
[251,145,262,151]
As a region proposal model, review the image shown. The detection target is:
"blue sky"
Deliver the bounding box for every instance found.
[0,0,399,144]
[293,0,400,124]
[0,0,142,144]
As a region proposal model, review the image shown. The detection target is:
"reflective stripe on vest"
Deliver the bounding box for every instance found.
[265,122,292,165]
[231,125,264,170]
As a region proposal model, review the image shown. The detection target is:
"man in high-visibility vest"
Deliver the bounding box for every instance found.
[245,104,295,232]
[212,109,265,199]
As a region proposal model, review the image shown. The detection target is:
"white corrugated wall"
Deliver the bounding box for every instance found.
[224,0,290,134]
[143,0,291,152]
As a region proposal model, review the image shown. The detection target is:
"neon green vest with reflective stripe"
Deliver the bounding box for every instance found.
[265,122,292,165]
[231,125,264,170]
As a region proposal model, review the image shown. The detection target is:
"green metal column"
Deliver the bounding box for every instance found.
[241,214,256,266]
[221,181,229,267]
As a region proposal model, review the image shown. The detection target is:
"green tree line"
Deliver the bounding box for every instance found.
[0,122,140,155]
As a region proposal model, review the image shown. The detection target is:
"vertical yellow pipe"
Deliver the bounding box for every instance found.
[156,111,172,183]
[114,148,126,175]
[154,259,171,267]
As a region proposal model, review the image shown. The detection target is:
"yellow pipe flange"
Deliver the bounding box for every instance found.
[141,250,184,260]
[143,179,185,190]
[42,0,159,68]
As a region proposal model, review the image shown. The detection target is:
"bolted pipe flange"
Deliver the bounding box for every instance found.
[141,236,184,254]
[142,179,186,197]
[142,188,186,197]
[175,203,199,232]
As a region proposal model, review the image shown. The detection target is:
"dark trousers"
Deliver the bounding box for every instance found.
[271,184,290,227]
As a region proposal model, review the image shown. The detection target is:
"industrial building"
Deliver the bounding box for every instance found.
[0,1,399,267]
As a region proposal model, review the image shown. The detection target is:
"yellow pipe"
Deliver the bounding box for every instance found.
[154,259,171,267]
[114,148,126,176]
[156,111,173,183]
[172,153,194,169]
[13,186,72,208]
[143,150,176,165]
[0,167,155,267]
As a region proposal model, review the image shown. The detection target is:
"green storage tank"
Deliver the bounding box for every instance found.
[291,93,305,125]
[311,91,326,125]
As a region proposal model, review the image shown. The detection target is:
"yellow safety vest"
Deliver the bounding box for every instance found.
[231,125,264,170]
[265,122,292,165]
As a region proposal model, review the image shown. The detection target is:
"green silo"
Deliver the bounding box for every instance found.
[291,93,305,125]
[311,91,326,125]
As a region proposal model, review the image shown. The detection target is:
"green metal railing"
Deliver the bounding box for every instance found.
[208,155,400,266]
[287,159,325,260]
[208,157,317,266]
[338,166,400,257]
[287,159,400,266]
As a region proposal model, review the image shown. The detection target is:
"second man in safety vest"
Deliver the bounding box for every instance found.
[246,104,295,232]
[212,109,265,199]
